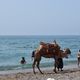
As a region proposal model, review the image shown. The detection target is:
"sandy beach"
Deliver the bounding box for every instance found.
[0,65,80,80]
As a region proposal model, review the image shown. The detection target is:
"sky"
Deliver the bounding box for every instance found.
[0,0,80,35]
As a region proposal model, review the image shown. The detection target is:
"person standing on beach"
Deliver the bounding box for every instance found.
[57,58,63,71]
[77,50,80,67]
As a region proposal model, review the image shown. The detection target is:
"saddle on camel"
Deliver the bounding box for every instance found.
[32,40,71,74]
[38,41,60,55]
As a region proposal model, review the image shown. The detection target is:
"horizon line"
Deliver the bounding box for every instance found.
[0,34,80,36]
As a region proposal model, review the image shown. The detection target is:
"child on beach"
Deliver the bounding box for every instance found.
[20,57,26,64]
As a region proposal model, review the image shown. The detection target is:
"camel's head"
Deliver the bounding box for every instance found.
[63,48,71,58]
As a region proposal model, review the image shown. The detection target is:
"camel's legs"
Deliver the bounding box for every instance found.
[53,58,58,73]
[36,60,43,74]
[32,59,36,74]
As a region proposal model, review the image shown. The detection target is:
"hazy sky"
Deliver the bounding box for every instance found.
[0,0,80,35]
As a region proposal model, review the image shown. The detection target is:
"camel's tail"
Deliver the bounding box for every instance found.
[31,50,36,60]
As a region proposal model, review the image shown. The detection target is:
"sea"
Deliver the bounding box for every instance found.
[0,35,80,71]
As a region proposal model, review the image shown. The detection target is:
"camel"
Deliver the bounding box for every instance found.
[32,42,71,74]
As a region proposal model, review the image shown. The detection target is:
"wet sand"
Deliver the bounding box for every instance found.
[0,65,80,80]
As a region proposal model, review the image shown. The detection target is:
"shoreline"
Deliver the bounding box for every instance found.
[0,63,79,75]
[0,64,80,80]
